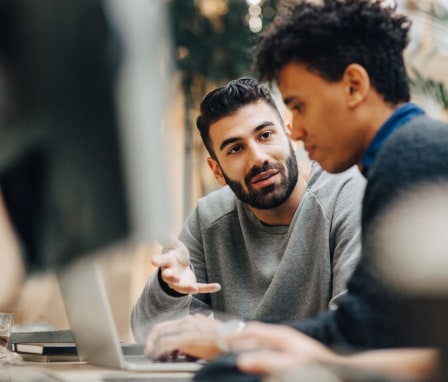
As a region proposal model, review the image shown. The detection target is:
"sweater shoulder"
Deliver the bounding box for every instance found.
[372,115,448,177]
[388,115,448,146]
[364,115,448,226]
[307,163,366,206]
[193,186,238,225]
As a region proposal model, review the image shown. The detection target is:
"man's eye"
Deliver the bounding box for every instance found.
[228,145,242,154]
[293,104,303,112]
[261,131,272,139]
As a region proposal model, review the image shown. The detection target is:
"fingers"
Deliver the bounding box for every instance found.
[146,330,208,360]
[145,316,222,360]
[152,242,195,293]
[195,282,221,294]
[158,235,179,249]
[160,238,189,258]
[146,320,173,349]
[167,283,199,294]
[145,321,181,359]
[153,238,221,295]
[224,322,277,343]
[151,252,183,269]
[236,350,300,374]
[162,281,221,295]
[223,322,298,353]
[226,322,333,369]
[159,268,221,294]
[230,323,322,374]
[153,239,190,268]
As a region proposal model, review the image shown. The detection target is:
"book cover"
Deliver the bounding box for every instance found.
[14,342,78,355]
[20,353,80,362]
[7,329,74,352]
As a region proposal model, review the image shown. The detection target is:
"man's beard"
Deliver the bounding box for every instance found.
[222,144,299,209]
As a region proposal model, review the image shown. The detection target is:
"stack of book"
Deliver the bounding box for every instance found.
[12,342,79,362]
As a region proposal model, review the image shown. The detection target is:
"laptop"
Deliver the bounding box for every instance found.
[56,256,202,373]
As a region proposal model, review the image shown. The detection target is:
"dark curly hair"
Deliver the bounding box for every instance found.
[256,0,412,105]
[196,77,283,158]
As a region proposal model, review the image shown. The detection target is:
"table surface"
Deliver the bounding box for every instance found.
[2,361,195,382]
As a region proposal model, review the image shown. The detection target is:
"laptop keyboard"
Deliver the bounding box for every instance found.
[124,355,198,365]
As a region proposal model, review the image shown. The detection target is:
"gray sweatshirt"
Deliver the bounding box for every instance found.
[131,163,365,342]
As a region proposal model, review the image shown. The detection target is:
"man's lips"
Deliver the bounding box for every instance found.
[251,169,279,185]
[304,145,316,159]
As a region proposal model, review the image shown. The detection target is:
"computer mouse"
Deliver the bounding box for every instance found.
[193,353,261,382]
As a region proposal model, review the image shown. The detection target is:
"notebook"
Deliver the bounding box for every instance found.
[19,353,80,363]
[14,342,77,355]
[56,257,202,372]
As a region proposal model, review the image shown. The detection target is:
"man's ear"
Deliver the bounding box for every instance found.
[207,157,227,186]
[285,121,293,139]
[343,63,370,108]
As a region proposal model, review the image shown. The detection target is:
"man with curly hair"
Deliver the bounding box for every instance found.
[144,0,447,379]
[251,0,446,347]
[222,0,448,378]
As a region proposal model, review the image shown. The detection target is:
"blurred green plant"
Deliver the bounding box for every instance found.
[168,0,279,214]
[408,67,448,110]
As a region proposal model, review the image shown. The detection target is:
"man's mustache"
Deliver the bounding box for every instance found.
[245,162,284,187]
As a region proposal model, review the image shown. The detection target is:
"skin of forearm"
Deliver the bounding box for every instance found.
[331,348,438,380]
[0,193,24,310]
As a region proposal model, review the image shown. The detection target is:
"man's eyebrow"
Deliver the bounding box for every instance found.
[219,121,275,152]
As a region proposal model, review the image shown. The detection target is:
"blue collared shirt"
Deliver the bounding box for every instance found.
[361,102,425,176]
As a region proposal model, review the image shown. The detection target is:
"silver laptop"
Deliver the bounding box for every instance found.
[57,256,202,372]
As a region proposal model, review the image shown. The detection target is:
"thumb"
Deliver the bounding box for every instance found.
[159,235,178,251]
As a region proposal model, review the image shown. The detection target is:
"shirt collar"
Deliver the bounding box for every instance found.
[361,102,425,176]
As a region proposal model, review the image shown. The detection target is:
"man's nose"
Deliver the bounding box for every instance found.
[290,115,306,141]
[247,142,269,168]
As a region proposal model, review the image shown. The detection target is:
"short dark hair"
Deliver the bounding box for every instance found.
[196,77,283,158]
[256,0,412,105]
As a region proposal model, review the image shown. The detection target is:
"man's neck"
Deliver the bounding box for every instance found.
[356,98,407,173]
[359,102,422,176]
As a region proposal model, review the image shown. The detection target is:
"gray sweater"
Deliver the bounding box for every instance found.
[131,163,365,342]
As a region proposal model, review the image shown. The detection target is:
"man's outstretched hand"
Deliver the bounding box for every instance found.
[151,238,221,295]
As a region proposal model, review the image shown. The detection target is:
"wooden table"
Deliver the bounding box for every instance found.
[2,361,195,381]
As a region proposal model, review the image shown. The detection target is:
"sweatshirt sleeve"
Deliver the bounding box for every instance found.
[130,207,212,343]
[130,269,192,343]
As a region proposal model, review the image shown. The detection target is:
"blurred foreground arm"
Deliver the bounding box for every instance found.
[225,322,438,381]
[0,191,24,311]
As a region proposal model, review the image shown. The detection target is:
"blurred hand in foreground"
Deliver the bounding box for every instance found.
[224,322,439,380]
[144,314,224,360]
[223,322,334,375]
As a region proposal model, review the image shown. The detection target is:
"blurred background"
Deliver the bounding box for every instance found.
[1,0,448,343]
